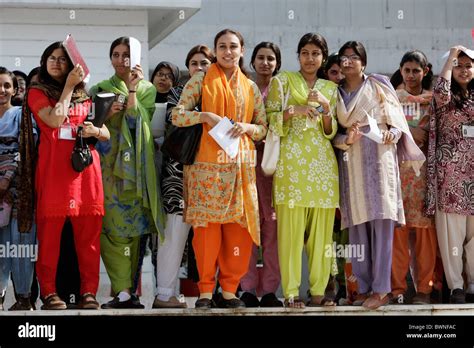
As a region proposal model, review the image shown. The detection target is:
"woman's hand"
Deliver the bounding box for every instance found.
[108,101,125,117]
[128,64,144,90]
[382,129,396,144]
[201,112,222,128]
[308,90,330,114]
[346,121,362,145]
[449,45,466,59]
[65,64,84,88]
[80,121,100,138]
[227,122,254,138]
[410,126,428,145]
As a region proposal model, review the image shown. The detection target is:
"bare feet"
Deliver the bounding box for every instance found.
[284,297,306,308]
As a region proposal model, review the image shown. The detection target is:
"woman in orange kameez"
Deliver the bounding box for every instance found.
[171,29,267,308]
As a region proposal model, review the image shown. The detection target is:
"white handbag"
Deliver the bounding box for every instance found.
[261,77,289,176]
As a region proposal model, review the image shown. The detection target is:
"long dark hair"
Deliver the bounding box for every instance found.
[297,33,329,79]
[392,50,433,90]
[39,41,85,91]
[185,45,215,69]
[451,51,474,108]
[250,41,282,76]
[213,28,249,77]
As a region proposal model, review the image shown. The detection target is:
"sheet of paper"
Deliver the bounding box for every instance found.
[151,103,167,138]
[441,48,474,60]
[208,117,239,159]
[362,110,383,144]
[129,37,141,69]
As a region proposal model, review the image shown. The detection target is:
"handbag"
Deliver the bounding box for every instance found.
[261,77,290,176]
[161,123,203,165]
[71,126,93,172]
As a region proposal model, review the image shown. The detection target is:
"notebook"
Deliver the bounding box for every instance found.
[63,34,90,83]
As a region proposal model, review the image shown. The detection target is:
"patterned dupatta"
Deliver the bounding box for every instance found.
[200,63,260,245]
[336,74,426,176]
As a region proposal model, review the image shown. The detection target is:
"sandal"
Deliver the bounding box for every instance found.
[284,297,306,308]
[306,295,336,307]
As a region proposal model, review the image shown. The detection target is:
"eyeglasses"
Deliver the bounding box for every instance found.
[47,56,68,64]
[340,55,362,62]
[156,71,174,81]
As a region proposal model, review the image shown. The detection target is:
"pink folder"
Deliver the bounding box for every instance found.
[63,34,90,83]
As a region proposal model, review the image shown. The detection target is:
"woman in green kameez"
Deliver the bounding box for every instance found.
[266,33,339,308]
[89,37,166,309]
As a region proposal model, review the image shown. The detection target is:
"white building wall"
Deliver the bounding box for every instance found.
[150,0,474,75]
[0,7,150,86]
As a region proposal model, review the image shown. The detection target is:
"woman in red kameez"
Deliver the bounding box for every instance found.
[19,41,110,310]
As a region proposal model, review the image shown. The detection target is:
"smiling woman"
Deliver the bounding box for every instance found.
[171,29,268,309]
[0,67,37,311]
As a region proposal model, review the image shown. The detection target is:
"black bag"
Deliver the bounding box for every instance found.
[161,124,202,165]
[71,126,93,172]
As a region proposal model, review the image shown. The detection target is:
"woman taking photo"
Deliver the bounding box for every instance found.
[19,42,109,310]
[90,36,166,309]
[153,44,214,308]
[333,41,424,310]
[172,29,267,309]
[266,33,339,308]
[426,46,473,304]
[239,41,283,308]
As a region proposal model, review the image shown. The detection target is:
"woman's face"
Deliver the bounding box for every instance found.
[111,44,131,76]
[253,47,277,78]
[298,43,323,76]
[452,55,473,89]
[400,61,427,91]
[46,48,70,82]
[152,67,174,93]
[188,53,211,77]
[0,74,15,107]
[340,48,364,77]
[326,63,344,84]
[14,76,26,101]
[215,33,244,71]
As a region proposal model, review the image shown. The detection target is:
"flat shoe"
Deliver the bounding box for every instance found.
[259,293,283,308]
[195,298,216,309]
[240,292,260,308]
[217,297,246,309]
[153,296,187,309]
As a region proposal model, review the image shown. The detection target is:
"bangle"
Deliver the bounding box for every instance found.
[128,90,136,93]
[96,128,102,138]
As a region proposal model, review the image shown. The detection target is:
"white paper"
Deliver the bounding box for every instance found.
[129,37,141,69]
[441,48,474,60]
[208,117,240,159]
[151,103,167,138]
[362,110,383,144]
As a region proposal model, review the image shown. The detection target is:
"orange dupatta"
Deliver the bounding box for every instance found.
[199,63,260,245]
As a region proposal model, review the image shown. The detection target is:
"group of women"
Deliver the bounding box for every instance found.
[0,28,472,311]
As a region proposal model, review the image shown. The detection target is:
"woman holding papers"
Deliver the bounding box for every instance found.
[332,41,424,309]
[425,46,474,304]
[19,42,110,310]
[266,33,339,308]
[89,36,166,309]
[171,29,267,309]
